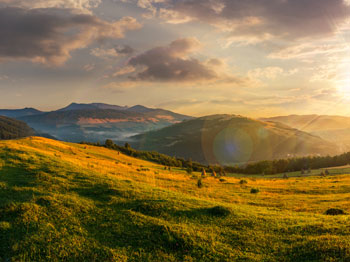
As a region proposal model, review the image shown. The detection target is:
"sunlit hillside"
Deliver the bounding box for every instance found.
[262,115,350,151]
[1,137,350,261]
[132,115,339,165]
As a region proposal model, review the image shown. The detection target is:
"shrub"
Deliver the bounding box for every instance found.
[325,208,346,215]
[186,167,193,174]
[239,179,248,185]
[104,139,114,148]
[250,188,259,194]
[207,206,231,217]
[197,178,203,188]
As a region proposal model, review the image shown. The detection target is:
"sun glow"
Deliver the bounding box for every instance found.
[335,55,350,99]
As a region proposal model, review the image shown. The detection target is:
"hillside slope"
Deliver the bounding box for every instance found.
[261,115,350,151]
[1,137,350,261]
[0,116,35,139]
[132,115,339,165]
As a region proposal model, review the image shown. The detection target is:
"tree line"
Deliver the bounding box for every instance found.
[81,139,350,175]
[81,139,207,172]
[225,153,350,175]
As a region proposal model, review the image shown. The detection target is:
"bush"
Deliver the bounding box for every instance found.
[104,139,114,148]
[207,206,231,217]
[239,179,248,185]
[197,178,203,188]
[325,208,346,215]
[186,167,193,174]
[250,188,260,194]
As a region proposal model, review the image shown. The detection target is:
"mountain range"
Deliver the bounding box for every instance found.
[1,103,348,165]
[0,103,192,142]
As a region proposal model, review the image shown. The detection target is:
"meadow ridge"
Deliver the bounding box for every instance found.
[1,137,350,261]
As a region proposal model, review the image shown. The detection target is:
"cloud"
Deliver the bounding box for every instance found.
[115,45,135,55]
[0,75,9,80]
[269,43,349,60]
[91,48,120,58]
[91,45,135,59]
[113,65,136,76]
[248,67,284,80]
[132,0,350,44]
[0,7,142,65]
[121,37,244,83]
[248,67,299,80]
[0,0,101,13]
[83,63,95,71]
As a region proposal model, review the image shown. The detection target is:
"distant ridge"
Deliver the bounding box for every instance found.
[0,107,42,118]
[131,114,339,165]
[261,114,350,151]
[58,103,128,111]
[15,103,193,142]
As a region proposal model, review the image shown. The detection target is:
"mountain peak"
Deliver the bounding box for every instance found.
[58,102,127,111]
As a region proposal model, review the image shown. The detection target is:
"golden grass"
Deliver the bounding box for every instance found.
[2,136,350,215]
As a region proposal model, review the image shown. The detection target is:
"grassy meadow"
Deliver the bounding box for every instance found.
[1,137,350,261]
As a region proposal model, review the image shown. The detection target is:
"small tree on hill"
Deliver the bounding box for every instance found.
[105,139,114,148]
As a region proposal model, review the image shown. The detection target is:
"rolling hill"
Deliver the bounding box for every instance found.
[0,116,35,139]
[15,103,192,142]
[1,137,350,261]
[262,115,350,151]
[131,114,339,165]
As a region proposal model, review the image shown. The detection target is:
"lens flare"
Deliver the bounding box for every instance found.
[212,127,253,166]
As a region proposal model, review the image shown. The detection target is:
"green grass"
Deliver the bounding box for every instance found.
[1,137,350,261]
[227,166,350,179]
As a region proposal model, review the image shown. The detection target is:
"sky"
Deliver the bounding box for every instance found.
[1,0,350,117]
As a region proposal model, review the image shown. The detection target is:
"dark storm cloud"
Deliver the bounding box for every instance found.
[155,0,350,41]
[127,38,219,82]
[0,7,141,65]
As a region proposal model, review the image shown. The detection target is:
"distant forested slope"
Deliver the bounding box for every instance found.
[0,116,35,139]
